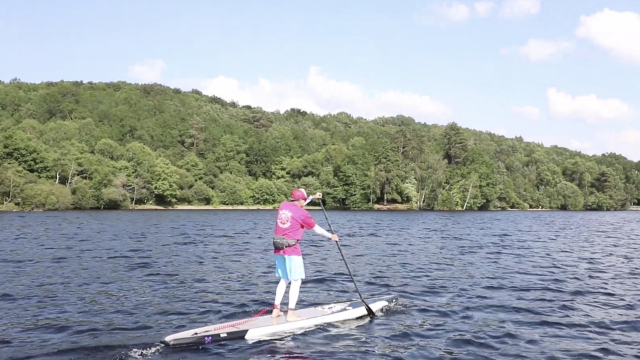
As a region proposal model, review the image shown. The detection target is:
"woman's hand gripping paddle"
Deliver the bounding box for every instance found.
[316,197,376,319]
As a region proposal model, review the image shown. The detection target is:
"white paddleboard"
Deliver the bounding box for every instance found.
[161,294,397,347]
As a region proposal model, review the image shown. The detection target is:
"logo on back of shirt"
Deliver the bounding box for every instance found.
[277,209,292,228]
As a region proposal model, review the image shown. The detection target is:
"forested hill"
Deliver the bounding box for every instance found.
[1,79,639,211]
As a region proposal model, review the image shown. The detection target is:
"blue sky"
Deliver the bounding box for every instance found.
[2,0,640,160]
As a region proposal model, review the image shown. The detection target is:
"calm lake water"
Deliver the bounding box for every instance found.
[1,210,639,360]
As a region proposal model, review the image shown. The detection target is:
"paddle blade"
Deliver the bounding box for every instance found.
[364,303,376,318]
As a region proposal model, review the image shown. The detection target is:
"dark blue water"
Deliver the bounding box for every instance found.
[1,210,640,360]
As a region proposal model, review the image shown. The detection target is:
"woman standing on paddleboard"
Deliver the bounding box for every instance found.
[271,189,339,321]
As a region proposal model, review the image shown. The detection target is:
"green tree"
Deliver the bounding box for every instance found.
[70,179,99,209]
[100,175,131,209]
[95,139,123,161]
[556,181,584,210]
[20,181,73,210]
[372,140,403,205]
[0,163,35,207]
[123,142,157,181]
[150,158,180,205]
[205,135,248,177]
[593,167,628,210]
[0,130,50,175]
[1,79,639,211]
[215,173,252,205]
[178,153,206,181]
[179,181,216,205]
[442,122,468,165]
[251,178,282,205]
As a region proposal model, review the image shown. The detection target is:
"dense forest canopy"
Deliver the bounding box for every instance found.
[1,79,639,211]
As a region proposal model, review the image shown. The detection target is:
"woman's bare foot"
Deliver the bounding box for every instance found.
[271,308,283,318]
[287,310,303,322]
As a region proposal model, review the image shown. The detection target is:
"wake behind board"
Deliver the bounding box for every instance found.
[161,294,397,347]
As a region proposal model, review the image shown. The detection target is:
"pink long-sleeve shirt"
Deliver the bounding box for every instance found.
[273,201,317,256]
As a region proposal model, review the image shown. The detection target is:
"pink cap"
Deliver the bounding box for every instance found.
[291,189,308,200]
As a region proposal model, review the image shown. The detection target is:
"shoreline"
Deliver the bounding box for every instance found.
[134,204,280,210]
[132,204,556,211]
[125,204,640,211]
[3,204,639,212]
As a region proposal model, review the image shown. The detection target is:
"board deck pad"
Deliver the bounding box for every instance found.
[161,294,398,347]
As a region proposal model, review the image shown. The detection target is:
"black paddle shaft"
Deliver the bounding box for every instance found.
[317,201,376,319]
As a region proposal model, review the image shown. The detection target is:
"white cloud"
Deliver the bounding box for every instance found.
[512,105,540,120]
[499,0,541,19]
[569,139,592,150]
[519,39,573,62]
[501,39,573,62]
[425,0,537,23]
[177,66,451,122]
[575,8,640,65]
[599,128,640,160]
[547,87,632,124]
[519,132,639,161]
[434,2,471,22]
[127,59,166,83]
[474,2,496,17]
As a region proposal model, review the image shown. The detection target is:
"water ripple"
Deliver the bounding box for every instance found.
[0,210,639,359]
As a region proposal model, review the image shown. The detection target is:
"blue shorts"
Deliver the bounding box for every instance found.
[274,254,305,281]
